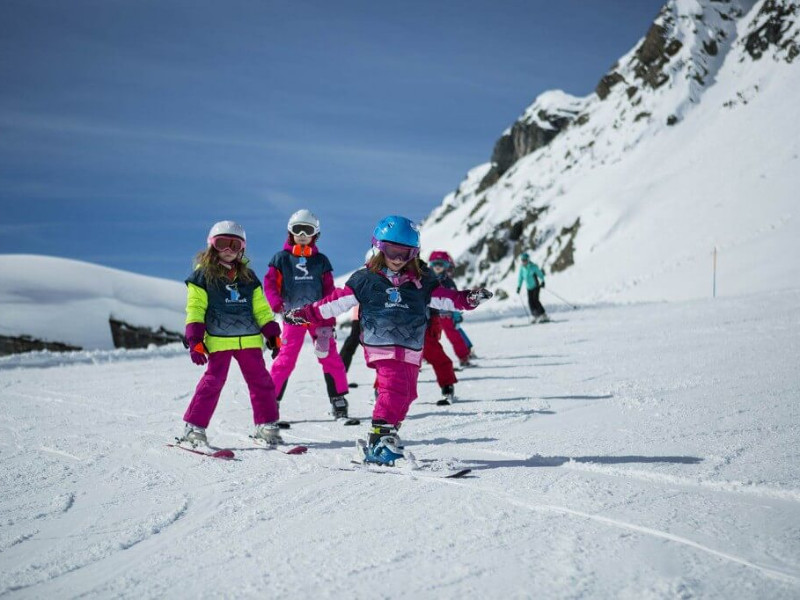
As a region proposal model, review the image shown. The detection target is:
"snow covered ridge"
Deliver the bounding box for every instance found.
[0,254,186,352]
[420,0,800,304]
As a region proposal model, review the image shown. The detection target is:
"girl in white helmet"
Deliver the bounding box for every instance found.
[263,210,352,423]
[179,221,283,448]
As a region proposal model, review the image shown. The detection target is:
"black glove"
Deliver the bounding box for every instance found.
[284,307,311,325]
[265,336,280,359]
[467,288,493,307]
[541,281,545,288]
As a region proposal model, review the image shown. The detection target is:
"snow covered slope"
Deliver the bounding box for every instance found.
[1,289,798,597]
[0,255,185,350]
[421,0,800,304]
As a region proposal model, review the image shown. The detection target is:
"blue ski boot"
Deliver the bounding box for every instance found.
[362,421,404,466]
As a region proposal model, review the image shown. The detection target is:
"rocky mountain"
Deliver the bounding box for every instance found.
[420,0,799,304]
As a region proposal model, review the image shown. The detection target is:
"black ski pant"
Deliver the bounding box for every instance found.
[527,287,546,318]
[339,319,362,371]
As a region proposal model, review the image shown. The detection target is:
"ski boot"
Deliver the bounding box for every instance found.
[459,358,473,368]
[537,314,550,323]
[329,395,349,419]
[178,423,208,448]
[437,384,455,406]
[361,422,405,466]
[252,422,283,446]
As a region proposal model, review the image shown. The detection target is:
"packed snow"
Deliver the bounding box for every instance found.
[1,288,798,598]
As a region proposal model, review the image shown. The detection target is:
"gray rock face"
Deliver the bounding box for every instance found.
[0,334,81,356]
[489,109,576,177]
[743,0,799,61]
[109,318,183,350]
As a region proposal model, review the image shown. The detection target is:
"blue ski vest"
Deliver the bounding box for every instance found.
[185,268,262,337]
[269,250,333,311]
[345,268,440,351]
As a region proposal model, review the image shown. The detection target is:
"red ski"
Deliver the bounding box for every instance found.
[166,443,236,460]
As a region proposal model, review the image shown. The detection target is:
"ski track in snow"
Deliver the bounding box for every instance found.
[1,291,799,598]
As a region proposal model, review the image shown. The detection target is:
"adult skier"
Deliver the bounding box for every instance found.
[517,252,549,323]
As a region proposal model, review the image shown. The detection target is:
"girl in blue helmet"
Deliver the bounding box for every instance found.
[284,216,493,465]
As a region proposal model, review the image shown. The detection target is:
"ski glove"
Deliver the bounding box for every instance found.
[284,307,312,326]
[516,287,521,294]
[261,321,282,358]
[265,336,281,359]
[190,343,208,365]
[185,322,208,366]
[467,288,493,307]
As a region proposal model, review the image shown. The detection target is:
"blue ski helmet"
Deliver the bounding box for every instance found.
[520,252,530,260]
[372,215,420,248]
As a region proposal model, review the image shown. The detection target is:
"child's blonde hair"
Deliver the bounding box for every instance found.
[194,248,255,284]
[367,252,422,279]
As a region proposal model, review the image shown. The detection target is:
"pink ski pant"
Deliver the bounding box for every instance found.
[372,359,420,427]
[184,348,279,428]
[270,322,349,398]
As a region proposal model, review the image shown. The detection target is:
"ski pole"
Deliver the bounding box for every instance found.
[517,290,532,319]
[544,287,578,310]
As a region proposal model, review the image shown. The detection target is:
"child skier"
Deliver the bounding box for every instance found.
[428,250,473,368]
[180,220,283,448]
[284,215,493,466]
[517,252,549,323]
[263,209,352,421]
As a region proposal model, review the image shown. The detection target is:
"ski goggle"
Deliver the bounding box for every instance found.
[376,240,419,262]
[210,236,245,252]
[289,224,317,237]
[429,260,451,269]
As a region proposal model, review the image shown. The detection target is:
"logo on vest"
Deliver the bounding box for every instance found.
[385,287,409,309]
[225,283,247,303]
[294,256,313,281]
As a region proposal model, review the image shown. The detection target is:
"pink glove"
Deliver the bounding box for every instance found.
[185,323,208,366]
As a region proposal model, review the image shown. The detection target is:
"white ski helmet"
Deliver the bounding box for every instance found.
[287,209,320,236]
[207,220,246,245]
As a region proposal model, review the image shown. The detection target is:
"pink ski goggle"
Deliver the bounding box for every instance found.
[210,236,245,253]
[376,240,419,262]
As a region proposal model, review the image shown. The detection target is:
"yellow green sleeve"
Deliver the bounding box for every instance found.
[185,282,208,324]
[252,287,275,328]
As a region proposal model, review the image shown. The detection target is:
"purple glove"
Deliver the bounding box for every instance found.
[284,306,313,325]
[261,321,282,358]
[467,288,493,307]
[185,323,208,366]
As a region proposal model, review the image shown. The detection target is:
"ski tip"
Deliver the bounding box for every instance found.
[211,449,236,459]
[348,382,359,388]
[277,421,292,429]
[343,418,361,426]
[283,445,308,455]
[447,468,472,478]
[436,399,452,406]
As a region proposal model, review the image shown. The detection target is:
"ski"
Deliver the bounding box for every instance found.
[166,443,236,460]
[343,461,472,479]
[275,418,360,428]
[248,436,308,454]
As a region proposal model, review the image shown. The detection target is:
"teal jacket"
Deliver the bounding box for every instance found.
[518,262,545,291]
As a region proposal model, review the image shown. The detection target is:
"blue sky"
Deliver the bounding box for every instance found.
[0,0,665,281]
